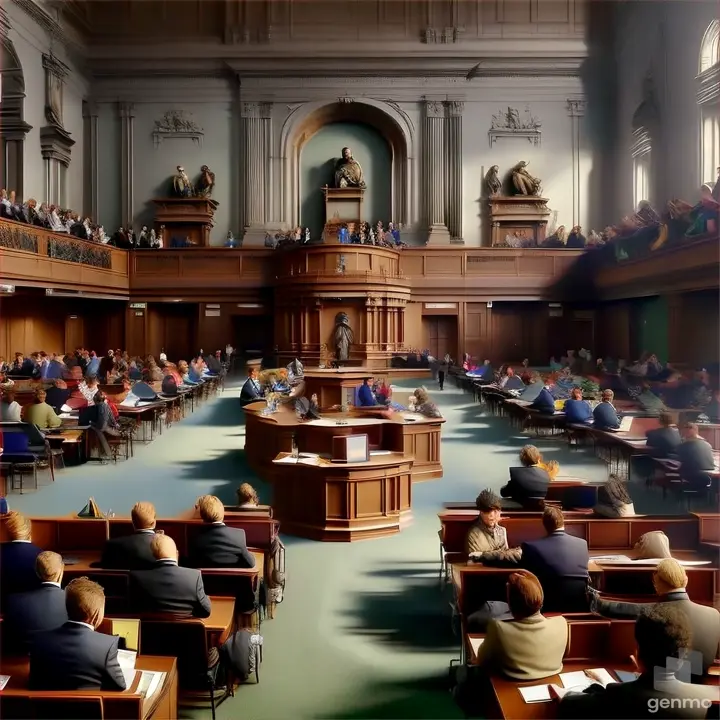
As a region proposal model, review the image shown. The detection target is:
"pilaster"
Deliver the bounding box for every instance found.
[423,98,451,245]
[445,100,464,244]
[83,100,99,220]
[241,100,273,244]
[567,98,586,227]
[119,102,135,226]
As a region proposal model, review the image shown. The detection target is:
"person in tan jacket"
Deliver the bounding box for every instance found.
[475,570,568,679]
[465,489,522,564]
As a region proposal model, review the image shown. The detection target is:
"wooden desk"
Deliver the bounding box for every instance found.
[270,451,414,541]
[200,596,235,647]
[244,401,444,482]
[0,655,178,720]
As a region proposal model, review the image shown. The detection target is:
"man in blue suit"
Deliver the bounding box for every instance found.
[357,377,378,407]
[521,506,590,612]
[0,511,43,599]
[4,551,68,651]
[529,381,556,415]
[563,387,594,424]
[593,389,621,430]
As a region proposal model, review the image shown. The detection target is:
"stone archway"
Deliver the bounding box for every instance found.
[280,99,416,232]
[1,34,31,198]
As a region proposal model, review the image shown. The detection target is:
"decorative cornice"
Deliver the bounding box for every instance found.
[424,99,444,118]
[0,5,10,38]
[42,53,70,80]
[11,0,85,53]
[241,101,272,119]
[697,65,720,106]
[445,100,465,116]
[40,125,75,166]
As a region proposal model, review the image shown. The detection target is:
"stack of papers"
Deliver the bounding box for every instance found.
[137,670,166,698]
[619,416,634,432]
[518,685,551,703]
[0,676,9,690]
[118,649,137,688]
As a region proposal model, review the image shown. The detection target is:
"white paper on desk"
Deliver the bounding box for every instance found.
[137,670,165,698]
[591,555,634,564]
[273,455,298,464]
[118,649,137,670]
[519,685,552,703]
[60,404,73,413]
[297,456,321,466]
[560,668,616,691]
[619,416,634,432]
[370,450,393,456]
[122,668,137,689]
[469,637,484,655]
[0,675,9,690]
[58,413,76,419]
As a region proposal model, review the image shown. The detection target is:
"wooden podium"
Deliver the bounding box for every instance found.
[489,195,550,247]
[153,197,219,247]
[322,186,364,243]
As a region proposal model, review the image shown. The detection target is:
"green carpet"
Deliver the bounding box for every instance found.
[9,378,685,719]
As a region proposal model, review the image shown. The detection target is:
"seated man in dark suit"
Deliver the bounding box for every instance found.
[29,577,126,691]
[521,506,589,612]
[44,378,71,413]
[187,494,256,569]
[129,534,211,618]
[3,551,68,651]
[593,388,621,430]
[677,422,716,491]
[557,604,719,718]
[645,412,682,458]
[0,511,43,598]
[588,558,720,674]
[500,445,550,508]
[240,367,265,406]
[528,382,555,415]
[100,501,158,570]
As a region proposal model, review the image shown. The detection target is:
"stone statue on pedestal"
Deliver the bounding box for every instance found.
[172,166,194,197]
[511,161,542,196]
[334,147,366,188]
[334,312,354,362]
[485,165,502,196]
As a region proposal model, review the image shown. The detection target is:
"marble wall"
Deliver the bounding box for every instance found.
[612,0,718,215]
[5,1,87,210]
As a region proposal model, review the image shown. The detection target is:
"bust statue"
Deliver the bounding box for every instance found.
[334,147,365,188]
[172,166,193,197]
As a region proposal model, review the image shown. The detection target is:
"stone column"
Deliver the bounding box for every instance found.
[83,101,99,220]
[241,101,272,244]
[119,102,135,226]
[567,99,586,227]
[445,100,464,243]
[423,99,451,244]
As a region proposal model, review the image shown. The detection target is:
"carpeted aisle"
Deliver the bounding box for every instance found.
[8,377,680,719]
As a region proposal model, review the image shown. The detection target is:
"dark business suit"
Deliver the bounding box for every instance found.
[676,437,715,489]
[29,622,126,690]
[100,529,156,570]
[645,426,682,458]
[44,386,70,413]
[593,401,620,430]
[521,530,590,612]
[529,387,555,415]
[240,377,264,405]
[592,590,720,673]
[129,559,212,617]
[186,523,256,569]
[501,466,550,507]
[0,541,43,597]
[3,583,68,651]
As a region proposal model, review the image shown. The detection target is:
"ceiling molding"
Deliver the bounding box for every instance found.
[11,0,86,53]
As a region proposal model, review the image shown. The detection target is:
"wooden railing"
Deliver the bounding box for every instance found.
[0,219,129,294]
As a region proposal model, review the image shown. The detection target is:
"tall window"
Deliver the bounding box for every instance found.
[698,20,719,184]
[631,128,652,207]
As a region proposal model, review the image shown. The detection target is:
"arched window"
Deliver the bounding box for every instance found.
[698,20,720,184]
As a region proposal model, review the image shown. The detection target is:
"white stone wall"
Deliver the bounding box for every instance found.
[5,1,88,210]
[613,0,718,215]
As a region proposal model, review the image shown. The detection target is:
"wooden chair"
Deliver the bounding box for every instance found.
[139,618,229,720]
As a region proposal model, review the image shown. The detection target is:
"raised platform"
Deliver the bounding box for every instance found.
[303,366,431,407]
[244,402,444,541]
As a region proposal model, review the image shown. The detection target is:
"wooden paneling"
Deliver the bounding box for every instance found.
[423,317,456,360]
[0,220,129,296]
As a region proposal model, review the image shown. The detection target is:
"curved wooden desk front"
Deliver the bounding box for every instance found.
[243,404,445,541]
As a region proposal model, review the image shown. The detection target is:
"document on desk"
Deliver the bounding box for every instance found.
[118,649,137,689]
[619,416,634,432]
[0,675,10,690]
[591,555,634,564]
[137,670,166,698]
[518,684,552,703]
[559,668,616,691]
[468,637,484,656]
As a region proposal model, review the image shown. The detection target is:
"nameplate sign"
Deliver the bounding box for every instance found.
[129,302,146,309]
[424,303,456,310]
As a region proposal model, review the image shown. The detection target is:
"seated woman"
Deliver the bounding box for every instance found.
[518,371,545,402]
[474,570,568,679]
[593,475,635,518]
[538,458,560,480]
[501,445,551,508]
[236,483,259,508]
[23,388,62,430]
[0,390,22,422]
[593,389,620,430]
[563,387,594,425]
[411,387,442,418]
